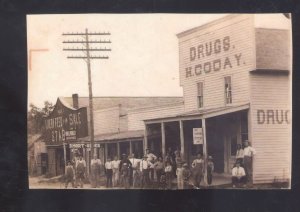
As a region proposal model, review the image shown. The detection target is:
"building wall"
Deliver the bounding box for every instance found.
[255,28,290,71]
[250,73,291,183]
[94,106,121,135]
[178,14,255,112]
[127,103,185,131]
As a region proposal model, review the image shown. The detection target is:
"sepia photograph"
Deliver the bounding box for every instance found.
[27,13,292,190]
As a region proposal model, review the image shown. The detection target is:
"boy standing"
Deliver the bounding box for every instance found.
[165,161,173,189]
[176,162,184,189]
[207,156,214,186]
[65,161,75,188]
[182,163,191,189]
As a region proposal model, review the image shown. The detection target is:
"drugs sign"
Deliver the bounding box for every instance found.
[193,128,203,144]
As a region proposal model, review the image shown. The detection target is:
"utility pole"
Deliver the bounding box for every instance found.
[62,29,111,158]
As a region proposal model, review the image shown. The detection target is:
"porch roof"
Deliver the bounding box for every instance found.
[78,130,144,143]
[144,103,250,124]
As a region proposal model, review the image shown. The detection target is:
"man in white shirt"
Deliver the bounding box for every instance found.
[232,162,246,188]
[111,156,120,187]
[146,149,157,183]
[235,144,244,165]
[104,158,113,188]
[75,155,86,188]
[243,140,256,184]
[129,153,141,187]
[140,155,151,188]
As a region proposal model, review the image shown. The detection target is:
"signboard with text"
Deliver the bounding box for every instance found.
[193,128,203,144]
[43,98,88,144]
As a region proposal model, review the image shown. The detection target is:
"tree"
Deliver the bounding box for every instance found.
[28,101,54,135]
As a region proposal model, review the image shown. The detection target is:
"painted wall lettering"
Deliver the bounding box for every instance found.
[185,36,245,78]
[257,109,290,124]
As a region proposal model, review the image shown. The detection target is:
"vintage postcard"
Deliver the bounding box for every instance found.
[27,13,292,189]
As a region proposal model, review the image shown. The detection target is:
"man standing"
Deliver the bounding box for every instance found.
[140,155,151,188]
[232,162,246,188]
[65,161,75,188]
[90,154,102,188]
[129,153,141,187]
[75,155,86,188]
[104,158,113,188]
[145,149,157,183]
[191,153,204,188]
[243,140,256,185]
[119,153,132,188]
[235,144,244,165]
[111,156,120,187]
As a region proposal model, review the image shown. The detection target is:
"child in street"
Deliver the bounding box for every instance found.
[207,156,214,186]
[65,161,75,188]
[182,163,191,189]
[164,161,173,189]
[176,162,184,189]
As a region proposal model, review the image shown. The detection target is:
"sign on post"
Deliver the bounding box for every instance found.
[193,128,203,144]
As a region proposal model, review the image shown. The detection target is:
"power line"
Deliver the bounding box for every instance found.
[62,28,111,159]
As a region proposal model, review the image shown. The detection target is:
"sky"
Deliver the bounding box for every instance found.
[27,13,291,108]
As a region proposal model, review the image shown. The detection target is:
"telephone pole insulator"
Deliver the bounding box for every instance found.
[62,28,111,159]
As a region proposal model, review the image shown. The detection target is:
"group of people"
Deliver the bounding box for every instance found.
[64,142,255,189]
[104,148,215,189]
[231,140,256,188]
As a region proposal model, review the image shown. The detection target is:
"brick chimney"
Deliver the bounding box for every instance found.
[72,94,79,109]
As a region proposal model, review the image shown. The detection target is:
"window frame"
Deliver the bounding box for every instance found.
[224,76,232,105]
[196,81,204,109]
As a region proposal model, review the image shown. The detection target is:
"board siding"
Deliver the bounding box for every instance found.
[250,73,291,184]
[127,104,185,131]
[178,14,255,112]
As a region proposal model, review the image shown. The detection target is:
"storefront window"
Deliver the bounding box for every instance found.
[231,136,237,156]
[224,76,232,104]
[197,82,204,108]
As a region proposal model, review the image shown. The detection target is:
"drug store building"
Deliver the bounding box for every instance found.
[143,14,291,184]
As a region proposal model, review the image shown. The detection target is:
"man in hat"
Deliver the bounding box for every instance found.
[207,156,214,186]
[140,155,151,188]
[145,149,157,183]
[104,157,113,188]
[129,153,141,187]
[111,156,120,187]
[191,153,204,188]
[75,155,86,188]
[90,154,102,188]
[243,140,256,185]
[119,153,132,188]
[231,161,246,188]
[64,161,75,188]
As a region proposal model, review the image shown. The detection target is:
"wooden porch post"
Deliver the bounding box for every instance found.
[144,124,148,154]
[104,143,108,162]
[117,142,120,159]
[129,140,133,156]
[161,122,166,158]
[202,118,208,186]
[179,120,185,160]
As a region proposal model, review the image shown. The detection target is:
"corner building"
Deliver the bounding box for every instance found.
[144,14,291,184]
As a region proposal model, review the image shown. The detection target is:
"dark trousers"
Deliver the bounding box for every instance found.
[76,173,85,188]
[166,172,172,189]
[149,168,154,182]
[142,169,150,188]
[244,156,253,183]
[193,172,202,188]
[232,176,246,187]
[65,176,74,188]
[156,169,163,184]
[207,171,213,185]
[106,169,113,188]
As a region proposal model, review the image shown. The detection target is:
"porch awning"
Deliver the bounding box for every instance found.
[77,130,144,143]
[144,103,250,124]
